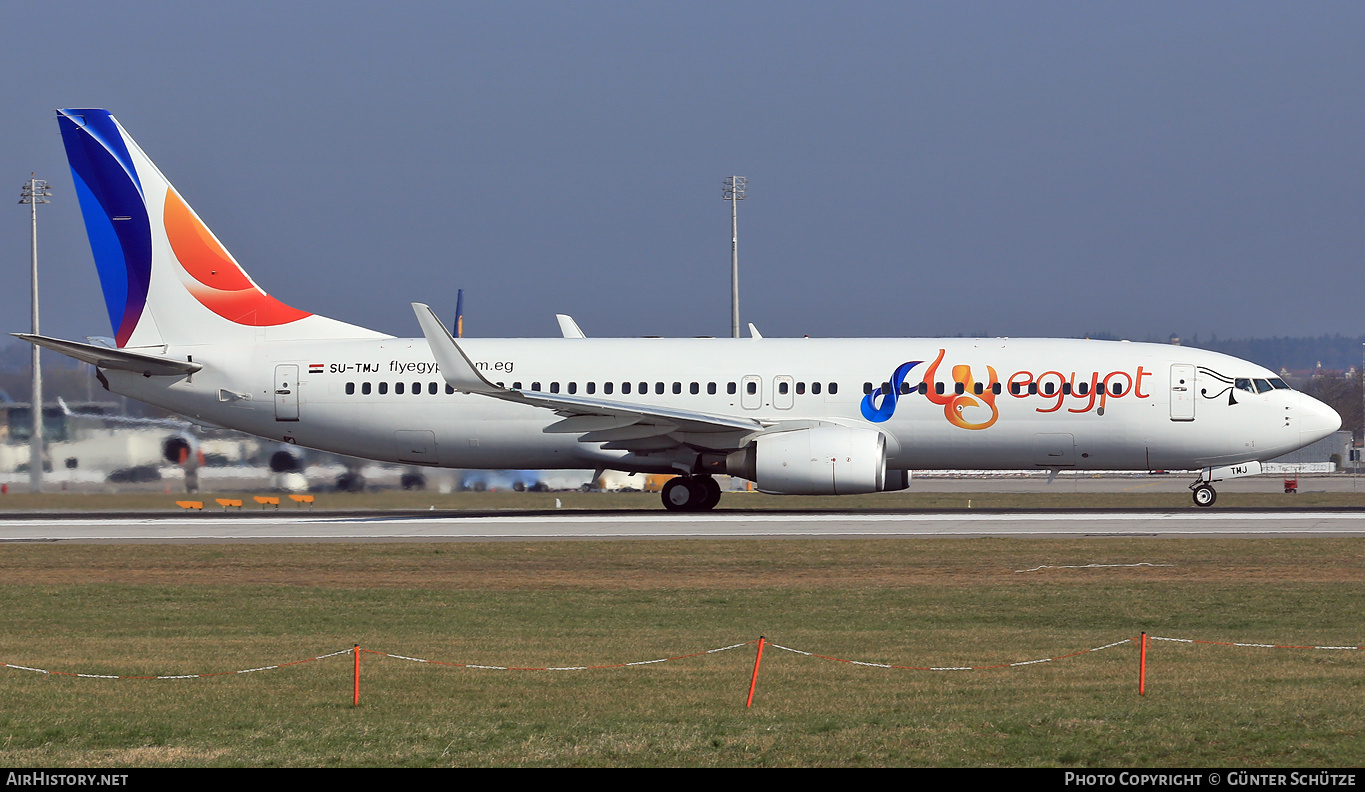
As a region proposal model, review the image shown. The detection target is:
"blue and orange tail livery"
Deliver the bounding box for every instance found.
[57,109,386,347]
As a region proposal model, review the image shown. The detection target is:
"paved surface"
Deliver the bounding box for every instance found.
[2,509,1364,543]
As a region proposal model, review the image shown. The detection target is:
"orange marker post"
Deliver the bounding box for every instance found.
[353,644,360,707]
[1138,632,1148,696]
[746,636,766,708]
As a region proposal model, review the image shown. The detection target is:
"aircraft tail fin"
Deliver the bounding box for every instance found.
[56,109,387,348]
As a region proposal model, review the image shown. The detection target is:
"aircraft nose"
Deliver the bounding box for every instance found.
[1299,394,1342,446]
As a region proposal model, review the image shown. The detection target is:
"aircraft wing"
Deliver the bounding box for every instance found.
[413,303,766,452]
[12,333,201,376]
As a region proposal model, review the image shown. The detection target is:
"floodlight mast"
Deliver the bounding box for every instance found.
[722,176,746,339]
[18,175,51,493]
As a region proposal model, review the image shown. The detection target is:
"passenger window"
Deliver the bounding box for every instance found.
[1028,383,1037,395]
[672,382,681,394]
[532,382,541,391]
[1043,382,1054,396]
[974,382,984,395]
[1010,382,1021,395]
[345,382,355,395]
[811,382,821,395]
[550,382,560,394]
[935,383,945,395]
[568,382,577,395]
[362,382,372,395]
[512,382,522,390]
[747,381,757,395]
[446,384,455,394]
[1061,382,1071,396]
[728,382,737,395]
[379,382,388,395]
[828,383,837,395]
[797,382,806,395]
[429,382,438,394]
[622,382,631,394]
[1254,379,1272,394]
[586,382,595,395]
[690,382,699,394]
[655,382,664,395]
[918,382,928,395]
[881,382,892,395]
[992,383,1001,395]
[898,382,911,395]
[395,382,405,395]
[779,382,791,395]
[604,382,613,395]
[412,381,420,394]
[1111,382,1123,395]
[707,382,717,395]
[1077,382,1089,396]
[640,382,648,394]
[863,382,873,395]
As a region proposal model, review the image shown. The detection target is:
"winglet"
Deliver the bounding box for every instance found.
[556,314,586,339]
[748,322,763,339]
[412,303,502,395]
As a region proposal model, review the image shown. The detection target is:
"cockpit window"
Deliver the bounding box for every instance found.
[1234,378,1255,393]
[1269,378,1290,390]
[1253,379,1273,394]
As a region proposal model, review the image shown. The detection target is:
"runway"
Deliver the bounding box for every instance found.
[2,509,1365,542]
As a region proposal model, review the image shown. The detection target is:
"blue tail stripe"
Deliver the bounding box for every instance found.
[57,110,152,344]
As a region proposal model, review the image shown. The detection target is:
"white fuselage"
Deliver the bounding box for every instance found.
[100,336,1341,475]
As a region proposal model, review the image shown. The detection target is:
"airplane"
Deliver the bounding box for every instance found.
[15,109,1342,511]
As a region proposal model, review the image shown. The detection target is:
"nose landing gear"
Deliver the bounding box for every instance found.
[1191,483,1217,507]
[662,475,722,511]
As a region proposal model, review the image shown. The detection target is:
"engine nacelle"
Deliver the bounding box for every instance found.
[726,426,891,495]
[269,449,304,473]
[162,434,195,465]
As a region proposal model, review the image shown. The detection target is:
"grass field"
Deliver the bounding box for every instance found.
[0,538,1361,767]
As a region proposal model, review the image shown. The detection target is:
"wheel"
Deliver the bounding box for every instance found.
[662,477,696,511]
[697,476,722,510]
[1192,484,1216,508]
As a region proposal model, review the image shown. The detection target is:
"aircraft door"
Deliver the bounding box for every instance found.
[773,375,794,410]
[274,364,300,422]
[1170,364,1195,421]
[395,430,439,465]
[741,375,762,410]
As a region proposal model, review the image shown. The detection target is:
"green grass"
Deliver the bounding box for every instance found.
[0,539,1360,766]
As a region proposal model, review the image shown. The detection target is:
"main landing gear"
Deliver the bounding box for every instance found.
[662,475,722,512]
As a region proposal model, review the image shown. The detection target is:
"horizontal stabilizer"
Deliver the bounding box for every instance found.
[12,333,201,377]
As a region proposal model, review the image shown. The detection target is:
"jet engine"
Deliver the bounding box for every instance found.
[724,426,906,495]
[161,433,205,493]
[269,449,304,473]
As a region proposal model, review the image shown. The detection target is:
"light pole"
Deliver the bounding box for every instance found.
[722,176,746,339]
[19,176,51,493]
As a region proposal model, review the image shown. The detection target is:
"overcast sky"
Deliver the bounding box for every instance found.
[2,2,1363,343]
